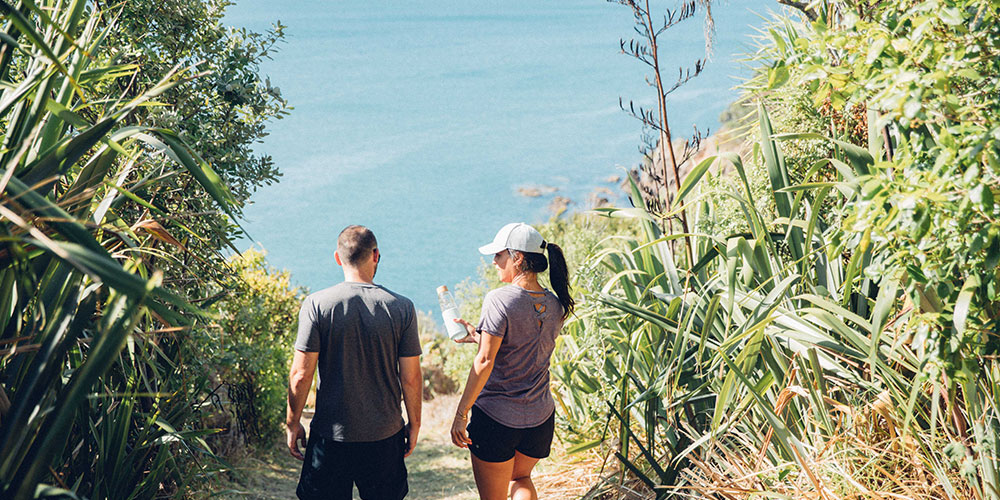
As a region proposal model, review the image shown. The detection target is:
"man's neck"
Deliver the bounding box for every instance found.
[342,270,374,284]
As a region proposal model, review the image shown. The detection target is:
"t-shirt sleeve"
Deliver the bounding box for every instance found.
[398,300,422,357]
[476,291,507,338]
[294,296,320,352]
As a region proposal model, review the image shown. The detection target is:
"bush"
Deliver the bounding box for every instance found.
[559,2,1000,497]
[191,247,306,451]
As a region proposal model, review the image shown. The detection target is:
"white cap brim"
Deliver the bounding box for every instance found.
[478,242,505,255]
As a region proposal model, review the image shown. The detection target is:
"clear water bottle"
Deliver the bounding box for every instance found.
[437,285,467,340]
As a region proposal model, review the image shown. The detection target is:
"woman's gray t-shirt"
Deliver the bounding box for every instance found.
[475,284,564,428]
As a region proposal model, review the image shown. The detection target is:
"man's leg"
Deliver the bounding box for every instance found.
[353,428,409,500]
[508,451,540,500]
[296,436,354,500]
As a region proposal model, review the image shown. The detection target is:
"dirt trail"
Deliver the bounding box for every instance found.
[211,393,603,499]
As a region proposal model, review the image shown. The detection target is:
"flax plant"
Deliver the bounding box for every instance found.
[0,0,239,497]
[555,102,978,498]
[555,1,1000,498]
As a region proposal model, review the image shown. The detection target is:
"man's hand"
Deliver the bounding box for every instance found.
[286,421,307,460]
[404,422,419,457]
[399,356,422,458]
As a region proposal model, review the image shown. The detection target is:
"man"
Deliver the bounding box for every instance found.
[286,225,422,500]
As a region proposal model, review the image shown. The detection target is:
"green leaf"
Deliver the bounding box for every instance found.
[675,155,716,203]
[954,276,980,337]
[767,62,789,90]
[566,439,603,454]
[21,116,118,190]
[758,103,793,218]
[970,184,995,212]
[938,7,964,26]
[866,37,888,64]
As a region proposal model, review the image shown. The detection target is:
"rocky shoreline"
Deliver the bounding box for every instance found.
[514,128,743,216]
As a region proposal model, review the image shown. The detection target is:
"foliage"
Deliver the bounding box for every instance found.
[0,0,288,497]
[559,1,1000,498]
[757,0,1000,367]
[103,0,290,296]
[691,156,774,238]
[193,247,305,449]
[107,0,288,202]
[560,105,968,498]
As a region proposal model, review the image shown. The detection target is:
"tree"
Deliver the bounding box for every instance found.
[103,0,290,297]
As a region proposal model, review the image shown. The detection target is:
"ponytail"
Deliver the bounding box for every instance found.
[545,243,574,320]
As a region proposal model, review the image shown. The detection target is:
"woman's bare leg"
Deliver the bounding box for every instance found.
[508,451,541,500]
[471,454,515,500]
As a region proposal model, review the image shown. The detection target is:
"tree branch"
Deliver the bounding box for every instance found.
[777,0,818,21]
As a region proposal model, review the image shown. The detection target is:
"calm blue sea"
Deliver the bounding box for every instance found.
[223,0,778,314]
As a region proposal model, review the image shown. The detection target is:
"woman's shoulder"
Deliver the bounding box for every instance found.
[484,284,519,304]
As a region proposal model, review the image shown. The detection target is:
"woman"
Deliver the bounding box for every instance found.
[450,222,575,500]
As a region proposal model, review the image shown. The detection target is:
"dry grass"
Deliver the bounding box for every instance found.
[602,407,977,500]
[534,440,609,498]
[544,391,980,500]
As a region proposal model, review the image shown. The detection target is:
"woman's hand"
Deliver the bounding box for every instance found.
[450,411,472,448]
[452,318,480,344]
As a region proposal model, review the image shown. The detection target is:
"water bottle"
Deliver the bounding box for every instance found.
[437,285,467,340]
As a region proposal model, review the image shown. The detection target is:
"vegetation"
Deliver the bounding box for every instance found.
[5,0,998,498]
[0,0,289,497]
[556,1,1000,498]
[196,248,305,452]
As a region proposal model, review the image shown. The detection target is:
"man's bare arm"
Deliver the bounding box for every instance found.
[286,350,318,460]
[398,355,422,457]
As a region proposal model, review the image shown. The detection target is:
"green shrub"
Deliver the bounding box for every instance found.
[192,248,306,449]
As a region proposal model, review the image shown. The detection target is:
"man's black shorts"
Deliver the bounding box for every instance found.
[297,428,408,500]
[467,406,555,463]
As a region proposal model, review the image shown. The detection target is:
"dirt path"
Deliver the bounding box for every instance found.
[209,393,604,499]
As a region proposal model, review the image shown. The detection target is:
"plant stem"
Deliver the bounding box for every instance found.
[641,0,694,268]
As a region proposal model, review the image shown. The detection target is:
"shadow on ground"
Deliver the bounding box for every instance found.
[406,441,477,500]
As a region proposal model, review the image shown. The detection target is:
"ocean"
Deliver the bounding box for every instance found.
[223,0,779,314]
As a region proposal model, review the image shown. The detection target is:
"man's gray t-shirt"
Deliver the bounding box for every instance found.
[475,285,564,428]
[295,282,422,442]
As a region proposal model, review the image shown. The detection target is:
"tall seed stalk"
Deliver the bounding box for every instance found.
[613,0,712,268]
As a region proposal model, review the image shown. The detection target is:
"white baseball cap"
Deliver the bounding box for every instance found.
[478,222,546,255]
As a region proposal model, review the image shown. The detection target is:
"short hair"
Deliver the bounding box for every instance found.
[337,225,377,266]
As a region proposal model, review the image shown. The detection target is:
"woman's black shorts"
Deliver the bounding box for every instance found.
[467,406,555,463]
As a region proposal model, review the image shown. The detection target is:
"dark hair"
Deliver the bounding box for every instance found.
[337,225,377,265]
[520,243,574,320]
